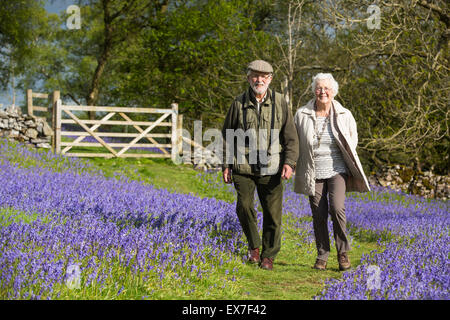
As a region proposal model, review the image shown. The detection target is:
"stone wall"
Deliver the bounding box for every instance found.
[368,165,449,201]
[0,106,53,149]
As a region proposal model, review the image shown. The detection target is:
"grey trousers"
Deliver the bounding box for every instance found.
[309,173,350,261]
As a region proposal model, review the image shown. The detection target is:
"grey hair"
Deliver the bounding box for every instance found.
[311,73,339,96]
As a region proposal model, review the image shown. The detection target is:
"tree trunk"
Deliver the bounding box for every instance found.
[86,48,110,119]
[86,0,113,120]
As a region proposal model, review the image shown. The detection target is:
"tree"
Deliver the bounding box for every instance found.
[318,0,449,173]
[12,0,448,174]
[114,0,275,129]
[253,0,352,111]
[258,0,448,173]
[0,0,46,90]
[20,0,170,119]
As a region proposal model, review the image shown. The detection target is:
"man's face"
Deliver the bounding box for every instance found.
[247,71,272,96]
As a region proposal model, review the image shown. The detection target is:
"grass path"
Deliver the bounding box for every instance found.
[235,223,379,300]
[88,157,381,300]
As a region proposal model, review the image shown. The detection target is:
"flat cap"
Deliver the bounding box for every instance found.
[247,60,273,73]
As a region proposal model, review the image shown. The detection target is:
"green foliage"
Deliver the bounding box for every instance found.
[4,0,449,174]
[0,207,46,227]
[0,0,47,89]
[114,0,274,129]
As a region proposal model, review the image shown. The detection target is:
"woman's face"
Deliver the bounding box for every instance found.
[314,79,334,105]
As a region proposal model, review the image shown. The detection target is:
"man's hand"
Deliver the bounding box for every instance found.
[281,164,293,180]
[223,168,232,184]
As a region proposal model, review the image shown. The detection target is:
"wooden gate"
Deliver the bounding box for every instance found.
[26,89,60,119]
[54,100,179,160]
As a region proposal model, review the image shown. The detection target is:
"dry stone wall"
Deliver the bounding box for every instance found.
[0,106,53,149]
[368,165,449,201]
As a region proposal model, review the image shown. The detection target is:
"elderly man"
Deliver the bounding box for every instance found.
[222,60,299,270]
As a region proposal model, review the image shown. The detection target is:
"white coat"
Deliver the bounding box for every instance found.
[293,98,370,196]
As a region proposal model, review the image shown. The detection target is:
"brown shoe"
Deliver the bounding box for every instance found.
[338,252,351,271]
[313,258,327,270]
[248,248,260,264]
[260,257,273,270]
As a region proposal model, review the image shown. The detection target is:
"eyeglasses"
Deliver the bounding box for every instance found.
[315,87,332,93]
[249,73,272,80]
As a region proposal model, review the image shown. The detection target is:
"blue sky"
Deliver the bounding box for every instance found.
[0,0,73,109]
[45,0,74,13]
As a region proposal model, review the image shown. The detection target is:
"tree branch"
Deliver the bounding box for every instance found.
[416,0,450,27]
[65,93,81,105]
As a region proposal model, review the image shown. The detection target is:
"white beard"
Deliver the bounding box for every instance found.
[250,82,269,96]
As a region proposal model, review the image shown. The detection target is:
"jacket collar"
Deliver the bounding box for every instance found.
[245,87,272,108]
[301,98,346,115]
[332,99,346,114]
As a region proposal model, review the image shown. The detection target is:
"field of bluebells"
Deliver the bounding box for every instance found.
[0,139,245,299]
[0,138,448,300]
[316,188,449,299]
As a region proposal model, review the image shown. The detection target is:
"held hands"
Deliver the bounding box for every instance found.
[281,164,293,180]
[223,168,232,184]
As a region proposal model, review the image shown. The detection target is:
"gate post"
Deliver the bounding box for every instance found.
[27,89,33,116]
[171,103,178,162]
[177,114,183,155]
[51,91,60,149]
[54,99,62,154]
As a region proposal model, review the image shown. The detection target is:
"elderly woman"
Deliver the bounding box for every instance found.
[294,73,370,271]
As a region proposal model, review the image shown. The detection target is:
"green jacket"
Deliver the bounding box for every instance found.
[222,87,299,175]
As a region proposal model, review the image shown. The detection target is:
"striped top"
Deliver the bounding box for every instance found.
[313,116,348,179]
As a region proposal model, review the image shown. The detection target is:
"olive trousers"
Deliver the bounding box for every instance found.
[309,173,351,261]
[232,172,283,260]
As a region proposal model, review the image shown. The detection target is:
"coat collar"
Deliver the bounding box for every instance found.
[300,98,346,115]
[244,87,272,109]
